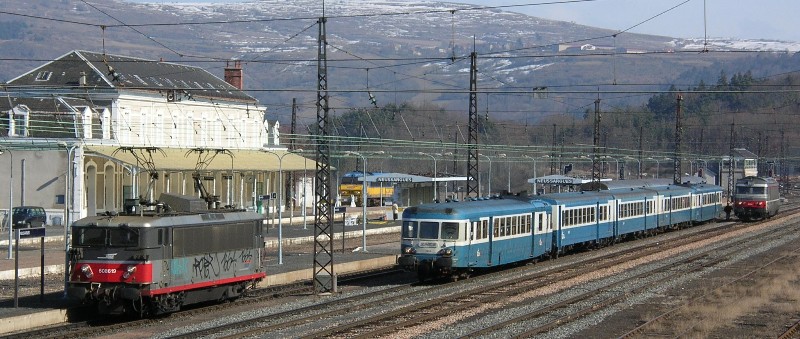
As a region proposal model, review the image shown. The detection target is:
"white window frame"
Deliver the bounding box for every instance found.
[8,105,30,137]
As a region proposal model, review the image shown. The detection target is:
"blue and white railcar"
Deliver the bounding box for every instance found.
[399,183,723,281]
[398,198,551,281]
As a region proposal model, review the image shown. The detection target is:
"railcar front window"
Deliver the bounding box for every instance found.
[419,222,439,239]
[441,222,459,240]
[402,221,418,238]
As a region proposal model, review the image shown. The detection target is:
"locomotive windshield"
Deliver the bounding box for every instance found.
[73,227,139,248]
[736,186,765,195]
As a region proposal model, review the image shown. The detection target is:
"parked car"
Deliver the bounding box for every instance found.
[2,206,47,229]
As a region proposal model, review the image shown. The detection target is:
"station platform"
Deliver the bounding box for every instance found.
[0,211,403,335]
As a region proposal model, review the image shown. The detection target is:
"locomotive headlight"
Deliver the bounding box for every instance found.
[81,264,94,279]
[402,247,417,255]
[122,265,137,279]
[437,248,453,257]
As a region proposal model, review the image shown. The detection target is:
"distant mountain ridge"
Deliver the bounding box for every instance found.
[2,0,799,122]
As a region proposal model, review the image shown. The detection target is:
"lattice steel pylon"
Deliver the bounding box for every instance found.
[781,129,788,195]
[590,96,601,189]
[727,123,735,202]
[673,94,683,185]
[551,124,557,175]
[465,51,479,197]
[313,16,335,294]
[286,98,297,210]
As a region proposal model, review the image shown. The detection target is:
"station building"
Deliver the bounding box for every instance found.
[0,50,312,227]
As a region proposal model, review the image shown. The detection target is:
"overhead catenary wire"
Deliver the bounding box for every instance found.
[3,1,798,157]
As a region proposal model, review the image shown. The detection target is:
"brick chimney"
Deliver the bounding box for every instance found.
[224,60,243,89]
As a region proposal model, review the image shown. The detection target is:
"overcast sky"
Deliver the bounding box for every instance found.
[132,0,800,42]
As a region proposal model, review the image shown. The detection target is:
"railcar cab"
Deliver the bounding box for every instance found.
[399,198,549,281]
[399,217,467,280]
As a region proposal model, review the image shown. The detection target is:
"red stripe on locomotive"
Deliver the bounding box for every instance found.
[142,272,266,296]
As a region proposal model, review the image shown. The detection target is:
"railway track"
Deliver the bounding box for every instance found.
[470,213,800,337]
[158,209,800,338]
[306,210,800,338]
[24,206,800,338]
[10,266,408,339]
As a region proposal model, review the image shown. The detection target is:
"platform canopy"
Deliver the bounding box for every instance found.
[527,175,595,185]
[85,146,314,172]
[359,172,470,183]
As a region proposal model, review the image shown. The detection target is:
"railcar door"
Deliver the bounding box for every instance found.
[550,205,562,257]
[467,220,475,266]
[467,218,488,267]
[531,212,550,258]
[488,216,495,266]
[611,199,619,240]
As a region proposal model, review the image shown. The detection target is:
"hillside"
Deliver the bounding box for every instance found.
[3,0,798,120]
[2,0,800,173]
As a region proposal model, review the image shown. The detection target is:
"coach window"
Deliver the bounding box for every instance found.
[525,215,531,233]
